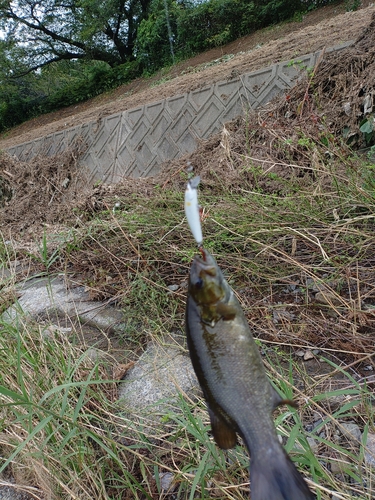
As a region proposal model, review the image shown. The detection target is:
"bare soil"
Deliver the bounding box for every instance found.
[0,1,374,150]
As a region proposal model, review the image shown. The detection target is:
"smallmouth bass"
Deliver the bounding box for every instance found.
[185,248,315,500]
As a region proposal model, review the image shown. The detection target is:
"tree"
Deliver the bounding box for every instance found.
[0,0,152,76]
[136,0,180,73]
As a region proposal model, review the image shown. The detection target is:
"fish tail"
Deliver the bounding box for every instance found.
[250,449,315,500]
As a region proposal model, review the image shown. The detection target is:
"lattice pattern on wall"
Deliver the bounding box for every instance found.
[7,43,352,184]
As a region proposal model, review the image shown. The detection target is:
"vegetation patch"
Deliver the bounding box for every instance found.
[0,9,375,500]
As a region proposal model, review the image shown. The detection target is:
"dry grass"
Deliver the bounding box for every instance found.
[1,14,375,498]
[2,134,375,497]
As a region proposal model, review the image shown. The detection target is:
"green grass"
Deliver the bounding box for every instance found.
[0,315,374,498]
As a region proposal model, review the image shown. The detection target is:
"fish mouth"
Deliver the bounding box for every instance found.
[189,249,233,322]
[189,249,225,305]
[191,248,217,278]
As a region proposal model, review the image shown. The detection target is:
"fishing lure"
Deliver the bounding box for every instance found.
[184,176,203,248]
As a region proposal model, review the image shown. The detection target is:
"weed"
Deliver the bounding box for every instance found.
[345,0,361,11]
[359,115,375,147]
[1,308,374,498]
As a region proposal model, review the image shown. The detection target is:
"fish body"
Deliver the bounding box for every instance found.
[185,249,315,500]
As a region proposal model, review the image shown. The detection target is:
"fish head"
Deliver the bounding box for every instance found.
[188,248,236,324]
[189,249,224,305]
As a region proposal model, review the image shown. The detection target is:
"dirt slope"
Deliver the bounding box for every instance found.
[0,1,374,150]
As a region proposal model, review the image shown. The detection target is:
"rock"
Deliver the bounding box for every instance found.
[321,393,347,410]
[118,341,199,429]
[364,433,375,467]
[340,422,362,443]
[330,454,348,475]
[158,472,175,492]
[318,392,363,418]
[303,350,314,361]
[272,308,295,323]
[315,290,342,306]
[363,94,373,114]
[333,429,341,442]
[84,347,106,362]
[295,349,316,361]
[0,266,12,281]
[0,175,13,207]
[0,489,31,500]
[167,284,179,292]
[0,477,34,500]
[61,177,70,188]
[42,324,72,339]
[2,276,125,334]
[343,102,351,116]
[293,436,318,453]
[306,436,319,452]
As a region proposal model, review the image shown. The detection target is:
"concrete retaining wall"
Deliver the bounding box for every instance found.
[7,42,352,184]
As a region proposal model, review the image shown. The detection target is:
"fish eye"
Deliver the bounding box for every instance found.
[195,277,204,289]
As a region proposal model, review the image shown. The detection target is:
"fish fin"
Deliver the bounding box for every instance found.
[280,399,299,409]
[275,398,299,410]
[250,448,315,500]
[208,406,237,450]
[216,302,236,321]
[272,388,298,410]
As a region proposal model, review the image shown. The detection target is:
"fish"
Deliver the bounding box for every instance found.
[184,176,203,247]
[185,248,315,500]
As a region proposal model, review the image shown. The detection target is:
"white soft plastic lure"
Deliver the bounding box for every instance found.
[185,176,203,247]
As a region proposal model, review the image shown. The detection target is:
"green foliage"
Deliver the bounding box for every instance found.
[176,0,258,57]
[0,59,141,131]
[345,0,361,11]
[0,0,152,72]
[359,115,375,146]
[137,0,330,72]
[342,114,375,150]
[136,0,179,73]
[0,0,149,129]
[0,0,345,131]
[44,60,141,112]
[0,61,47,129]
